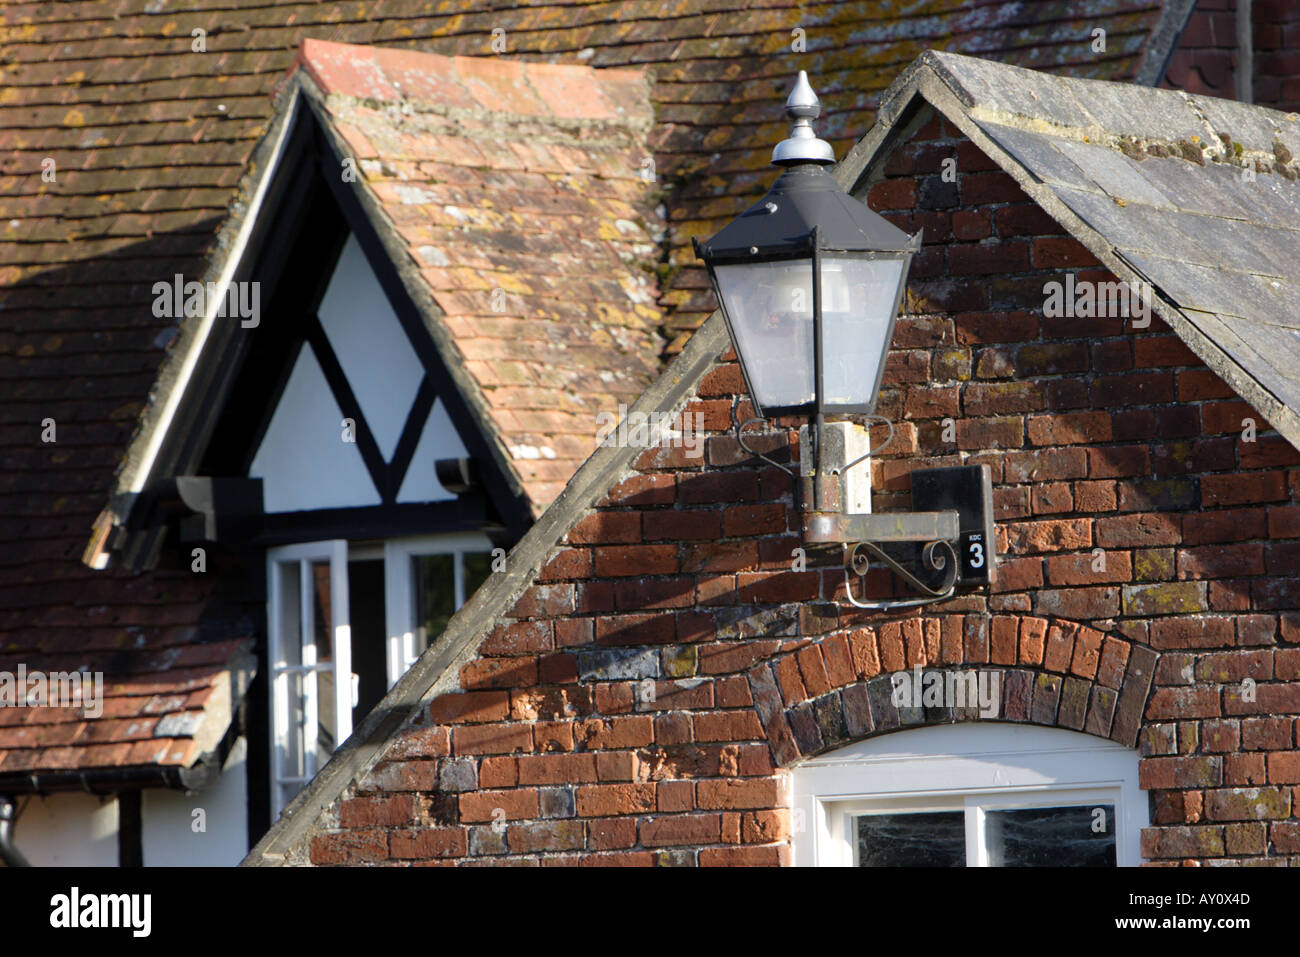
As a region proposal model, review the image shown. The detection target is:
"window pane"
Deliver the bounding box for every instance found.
[309,561,336,763]
[276,563,301,668]
[985,805,1116,867]
[856,812,966,867]
[413,554,456,648]
[280,670,306,781]
[348,558,387,722]
[310,561,333,661]
[314,668,336,762]
[462,551,494,602]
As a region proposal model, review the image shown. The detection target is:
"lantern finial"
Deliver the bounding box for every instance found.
[772,71,835,166]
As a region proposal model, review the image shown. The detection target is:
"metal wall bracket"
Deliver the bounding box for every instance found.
[842,539,959,610]
[911,463,997,587]
[805,510,959,544]
[803,462,995,606]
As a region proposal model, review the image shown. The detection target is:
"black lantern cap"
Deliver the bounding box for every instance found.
[694,163,917,264]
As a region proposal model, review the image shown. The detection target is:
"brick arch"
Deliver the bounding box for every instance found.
[745,614,1158,768]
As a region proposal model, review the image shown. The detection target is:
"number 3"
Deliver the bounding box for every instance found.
[969,542,984,568]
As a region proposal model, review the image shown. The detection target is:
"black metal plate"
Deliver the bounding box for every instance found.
[910,464,996,588]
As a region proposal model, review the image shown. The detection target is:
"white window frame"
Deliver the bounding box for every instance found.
[267,533,494,818]
[266,540,352,820]
[792,722,1147,867]
[383,532,495,685]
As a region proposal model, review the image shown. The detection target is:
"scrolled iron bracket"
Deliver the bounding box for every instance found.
[842,539,959,611]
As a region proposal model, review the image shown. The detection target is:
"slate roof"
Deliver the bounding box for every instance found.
[0,3,1180,782]
[291,40,666,511]
[841,50,1300,449]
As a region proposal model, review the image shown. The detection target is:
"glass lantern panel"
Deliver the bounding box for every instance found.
[712,260,816,413]
[819,255,906,412]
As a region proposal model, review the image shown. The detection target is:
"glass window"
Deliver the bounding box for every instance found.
[348,558,387,725]
[310,560,336,761]
[792,724,1147,867]
[269,535,495,819]
[985,804,1116,867]
[462,552,494,602]
[387,535,495,678]
[849,799,1117,868]
[819,255,905,411]
[281,670,306,798]
[267,541,350,819]
[414,553,457,649]
[855,811,965,867]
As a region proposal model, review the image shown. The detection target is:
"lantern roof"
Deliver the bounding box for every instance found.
[694,162,918,262]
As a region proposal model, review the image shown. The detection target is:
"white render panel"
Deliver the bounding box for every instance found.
[249,343,381,513]
[396,398,469,504]
[14,792,120,866]
[142,736,249,867]
[317,234,425,463]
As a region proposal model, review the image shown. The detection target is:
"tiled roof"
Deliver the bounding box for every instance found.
[248,44,1292,863]
[0,2,1175,780]
[860,51,1300,449]
[0,637,253,783]
[293,40,665,512]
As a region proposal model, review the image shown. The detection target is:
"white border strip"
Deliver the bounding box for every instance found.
[119,90,305,496]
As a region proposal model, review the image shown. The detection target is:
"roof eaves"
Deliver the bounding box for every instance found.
[0,638,256,791]
[0,760,219,795]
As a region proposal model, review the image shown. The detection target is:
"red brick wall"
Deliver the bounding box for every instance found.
[1164,0,1240,100]
[1164,0,1300,113]
[302,110,1300,867]
[1254,0,1300,112]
